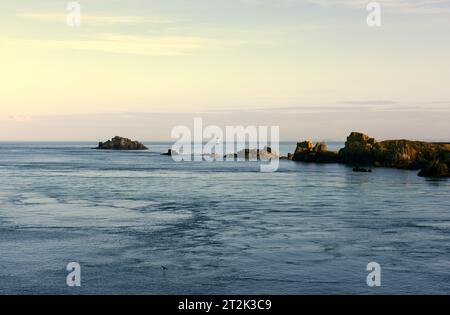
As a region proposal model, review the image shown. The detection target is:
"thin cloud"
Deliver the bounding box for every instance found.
[237,102,450,113]
[17,12,174,26]
[339,100,397,105]
[306,0,450,14]
[0,116,33,122]
[7,33,229,56]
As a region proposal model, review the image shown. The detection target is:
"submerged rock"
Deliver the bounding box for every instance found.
[96,136,148,150]
[353,167,372,173]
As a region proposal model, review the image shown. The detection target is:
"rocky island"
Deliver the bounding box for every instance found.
[292,132,450,178]
[95,136,148,150]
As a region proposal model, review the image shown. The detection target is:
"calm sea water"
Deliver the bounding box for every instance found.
[0,142,449,294]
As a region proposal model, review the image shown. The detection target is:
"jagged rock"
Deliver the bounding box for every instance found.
[292,140,338,163]
[418,161,450,178]
[313,142,328,153]
[338,132,376,165]
[296,141,313,153]
[96,136,148,150]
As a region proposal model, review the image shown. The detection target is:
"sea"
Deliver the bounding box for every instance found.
[0,142,449,294]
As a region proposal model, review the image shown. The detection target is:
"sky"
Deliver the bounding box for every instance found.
[1,0,450,141]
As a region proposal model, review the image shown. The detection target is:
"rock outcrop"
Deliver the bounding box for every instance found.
[418,161,449,178]
[224,147,278,160]
[338,132,376,165]
[291,132,450,178]
[161,149,178,156]
[292,141,339,163]
[338,132,450,172]
[96,136,148,150]
[280,153,294,160]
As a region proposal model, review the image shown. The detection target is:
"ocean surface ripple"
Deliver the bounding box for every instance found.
[0,142,449,294]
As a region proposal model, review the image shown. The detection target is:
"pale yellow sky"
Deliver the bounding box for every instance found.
[1,0,450,139]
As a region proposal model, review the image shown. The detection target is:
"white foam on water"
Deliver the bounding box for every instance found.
[106,199,160,209]
[1,193,192,230]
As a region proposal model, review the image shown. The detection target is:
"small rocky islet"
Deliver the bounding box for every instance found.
[95,136,148,150]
